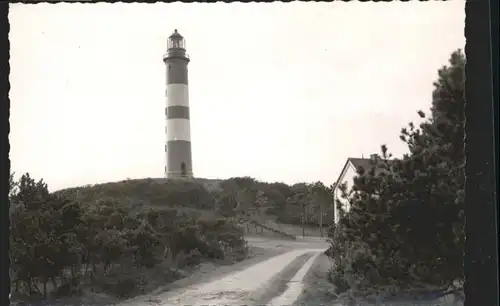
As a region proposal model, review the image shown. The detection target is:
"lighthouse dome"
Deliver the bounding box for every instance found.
[168,29,186,50]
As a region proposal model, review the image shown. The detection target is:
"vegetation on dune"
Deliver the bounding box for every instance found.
[326,50,465,301]
[57,176,335,234]
[9,172,334,303]
[214,177,334,232]
[9,174,248,304]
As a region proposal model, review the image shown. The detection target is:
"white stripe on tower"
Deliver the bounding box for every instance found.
[163,29,193,179]
[166,84,189,106]
[166,119,191,141]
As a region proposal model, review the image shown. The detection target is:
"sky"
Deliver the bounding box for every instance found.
[9,2,465,191]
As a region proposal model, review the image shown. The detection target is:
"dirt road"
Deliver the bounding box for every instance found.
[115,236,328,306]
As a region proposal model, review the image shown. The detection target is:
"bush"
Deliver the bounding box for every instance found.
[328,240,381,294]
[9,173,249,303]
[95,273,144,298]
[183,249,204,267]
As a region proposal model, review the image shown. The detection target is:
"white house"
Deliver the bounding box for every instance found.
[332,154,390,224]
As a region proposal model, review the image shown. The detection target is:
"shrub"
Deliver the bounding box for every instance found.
[9,173,249,303]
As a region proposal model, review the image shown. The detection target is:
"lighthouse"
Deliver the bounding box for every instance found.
[163,29,193,179]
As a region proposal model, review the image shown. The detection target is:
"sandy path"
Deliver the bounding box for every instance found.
[268,252,321,305]
[114,245,288,306]
[156,248,325,306]
[113,237,328,306]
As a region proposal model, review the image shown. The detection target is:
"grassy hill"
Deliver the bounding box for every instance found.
[55,176,335,238]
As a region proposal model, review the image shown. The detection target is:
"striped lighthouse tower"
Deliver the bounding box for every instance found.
[163,29,193,179]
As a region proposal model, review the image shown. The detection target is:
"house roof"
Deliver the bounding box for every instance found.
[348,157,375,172]
[333,156,395,192]
[349,157,395,175]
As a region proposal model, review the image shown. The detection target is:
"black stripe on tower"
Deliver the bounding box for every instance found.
[166,140,193,177]
[166,106,190,119]
[166,59,188,85]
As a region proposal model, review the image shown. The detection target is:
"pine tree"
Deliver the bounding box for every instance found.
[329,50,465,294]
